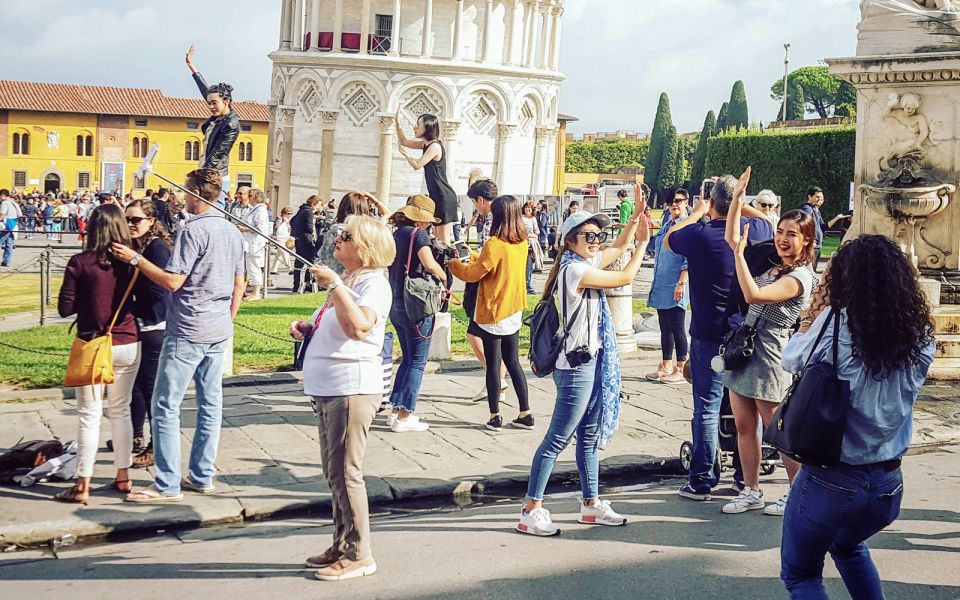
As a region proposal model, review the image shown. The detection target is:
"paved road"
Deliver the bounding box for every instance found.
[1,446,958,599]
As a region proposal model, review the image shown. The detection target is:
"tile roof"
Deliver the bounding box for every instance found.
[0,80,270,122]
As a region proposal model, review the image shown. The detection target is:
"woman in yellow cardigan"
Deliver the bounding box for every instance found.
[449,195,531,432]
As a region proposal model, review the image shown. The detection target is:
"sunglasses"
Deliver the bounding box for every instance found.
[336,230,353,243]
[577,231,609,244]
[760,203,777,209]
[667,199,687,206]
[126,216,150,225]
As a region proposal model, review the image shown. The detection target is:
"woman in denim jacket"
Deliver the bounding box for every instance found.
[778,235,935,599]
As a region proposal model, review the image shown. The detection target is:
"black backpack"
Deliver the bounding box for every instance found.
[524,266,583,378]
[0,439,64,483]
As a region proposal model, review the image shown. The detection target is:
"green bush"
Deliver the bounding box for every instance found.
[565,139,650,173]
[705,125,855,217]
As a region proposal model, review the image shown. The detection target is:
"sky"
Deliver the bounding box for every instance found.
[2,0,862,135]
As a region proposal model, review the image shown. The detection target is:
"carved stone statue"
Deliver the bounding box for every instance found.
[879,92,934,186]
[859,0,960,55]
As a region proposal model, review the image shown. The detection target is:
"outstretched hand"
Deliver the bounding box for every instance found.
[735,223,750,256]
[733,166,752,203]
[185,44,196,67]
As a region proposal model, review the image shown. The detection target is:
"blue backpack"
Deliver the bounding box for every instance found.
[524,266,582,378]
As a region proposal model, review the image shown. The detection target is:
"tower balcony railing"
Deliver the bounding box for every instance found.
[302,32,391,54]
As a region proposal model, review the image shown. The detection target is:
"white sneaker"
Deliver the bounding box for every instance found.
[500,378,509,391]
[764,493,788,516]
[722,488,765,514]
[516,505,560,537]
[578,499,627,526]
[471,379,509,402]
[391,415,430,432]
[387,413,398,427]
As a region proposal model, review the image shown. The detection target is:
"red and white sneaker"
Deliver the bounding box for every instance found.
[516,505,560,537]
[578,499,628,526]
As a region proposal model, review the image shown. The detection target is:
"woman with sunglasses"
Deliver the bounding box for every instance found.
[647,189,690,384]
[752,190,780,227]
[316,191,388,276]
[124,200,173,468]
[448,195,531,432]
[517,201,650,536]
[290,215,396,581]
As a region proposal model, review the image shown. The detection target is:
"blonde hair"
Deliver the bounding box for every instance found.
[344,214,396,269]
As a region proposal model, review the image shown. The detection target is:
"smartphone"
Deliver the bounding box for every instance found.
[702,180,715,199]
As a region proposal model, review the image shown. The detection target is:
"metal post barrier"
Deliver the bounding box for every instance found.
[39,249,48,326]
[43,246,52,308]
[263,247,271,300]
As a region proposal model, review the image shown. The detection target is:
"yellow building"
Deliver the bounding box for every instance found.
[0,80,270,195]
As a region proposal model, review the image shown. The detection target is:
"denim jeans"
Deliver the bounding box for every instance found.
[688,337,723,492]
[389,305,433,413]
[525,253,535,293]
[781,464,904,599]
[0,231,13,265]
[151,336,228,495]
[526,357,602,502]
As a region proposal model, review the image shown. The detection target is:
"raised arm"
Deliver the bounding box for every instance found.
[663,197,709,253]
[394,108,425,150]
[185,44,210,97]
[725,166,752,251]
[580,234,649,290]
[399,141,440,171]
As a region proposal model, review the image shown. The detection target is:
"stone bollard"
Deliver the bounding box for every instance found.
[222,336,235,377]
[606,246,638,355]
[428,312,452,360]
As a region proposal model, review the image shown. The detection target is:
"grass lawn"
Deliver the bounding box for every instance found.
[0,275,61,317]
[0,292,652,389]
[822,235,842,259]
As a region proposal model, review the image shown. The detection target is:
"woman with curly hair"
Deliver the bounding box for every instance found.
[778,235,935,599]
[124,199,173,468]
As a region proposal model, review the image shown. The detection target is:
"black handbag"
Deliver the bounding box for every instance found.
[763,309,850,467]
[714,316,758,372]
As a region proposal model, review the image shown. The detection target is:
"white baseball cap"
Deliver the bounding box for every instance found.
[561,211,612,239]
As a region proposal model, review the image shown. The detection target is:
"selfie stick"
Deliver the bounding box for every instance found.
[137,144,314,265]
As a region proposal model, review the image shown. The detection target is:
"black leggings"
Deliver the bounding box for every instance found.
[477,328,529,415]
[657,307,689,362]
[131,328,165,439]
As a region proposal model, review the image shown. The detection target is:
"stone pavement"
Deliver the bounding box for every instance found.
[1,355,959,548]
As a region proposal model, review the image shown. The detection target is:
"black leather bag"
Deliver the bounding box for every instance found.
[716,319,758,372]
[763,309,850,467]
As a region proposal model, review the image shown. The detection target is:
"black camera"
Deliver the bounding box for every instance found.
[565,345,593,368]
[431,239,460,267]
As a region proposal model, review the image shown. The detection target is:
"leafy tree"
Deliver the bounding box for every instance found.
[727,80,749,130]
[716,101,730,133]
[834,82,857,118]
[690,110,716,187]
[644,93,674,195]
[564,140,650,174]
[771,66,857,119]
[777,79,806,121]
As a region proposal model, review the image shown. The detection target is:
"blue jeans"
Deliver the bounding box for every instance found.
[0,231,13,265]
[525,252,535,293]
[526,357,603,501]
[781,464,904,599]
[389,305,433,413]
[688,337,723,492]
[151,336,228,495]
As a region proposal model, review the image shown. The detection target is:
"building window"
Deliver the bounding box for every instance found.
[85,135,93,156]
[373,15,393,54]
[77,172,91,188]
[12,132,30,155]
[134,173,146,189]
[184,140,200,161]
[236,141,253,162]
[240,124,252,132]
[187,122,199,130]
[236,173,254,189]
[76,135,84,156]
[13,171,27,188]
[132,136,149,158]
[135,118,148,127]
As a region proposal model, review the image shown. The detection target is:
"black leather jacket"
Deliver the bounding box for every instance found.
[193,72,239,177]
[290,204,317,246]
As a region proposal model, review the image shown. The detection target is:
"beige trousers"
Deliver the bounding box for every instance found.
[312,394,380,561]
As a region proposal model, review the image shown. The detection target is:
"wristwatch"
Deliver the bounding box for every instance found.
[326,278,344,293]
[130,254,143,267]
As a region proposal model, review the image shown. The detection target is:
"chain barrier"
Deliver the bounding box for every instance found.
[0,339,69,357]
[0,255,42,281]
[233,320,295,344]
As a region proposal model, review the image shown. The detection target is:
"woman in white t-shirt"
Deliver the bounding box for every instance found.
[289,214,396,581]
[517,200,650,537]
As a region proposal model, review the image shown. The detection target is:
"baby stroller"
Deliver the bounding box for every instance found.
[679,389,779,480]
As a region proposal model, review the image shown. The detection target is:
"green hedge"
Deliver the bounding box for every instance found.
[566,139,650,174]
[705,125,855,217]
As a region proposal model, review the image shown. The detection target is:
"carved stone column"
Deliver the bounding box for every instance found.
[507,0,523,65]
[496,123,516,189]
[319,111,339,202]
[422,0,434,57]
[531,126,550,193]
[390,0,402,56]
[481,0,495,63]
[280,0,292,49]
[524,1,539,68]
[360,0,372,55]
[538,2,551,69]
[293,0,304,50]
[442,119,462,187]
[453,0,464,60]
[333,0,344,52]
[549,6,563,70]
[377,115,396,206]
[309,0,321,50]
[606,248,638,355]
[278,108,296,211]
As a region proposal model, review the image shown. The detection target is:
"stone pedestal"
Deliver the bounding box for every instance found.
[428,311,452,360]
[606,247,637,355]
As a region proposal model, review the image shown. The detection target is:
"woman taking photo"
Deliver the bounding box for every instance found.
[521,201,544,294]
[290,214,395,581]
[517,201,650,536]
[316,191,388,275]
[387,195,447,433]
[646,189,689,385]
[778,235,934,598]
[722,168,814,517]
[125,200,173,469]
[55,204,141,503]
[448,195,530,432]
[395,109,458,246]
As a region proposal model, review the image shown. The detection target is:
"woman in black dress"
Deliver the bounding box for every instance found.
[395,109,458,245]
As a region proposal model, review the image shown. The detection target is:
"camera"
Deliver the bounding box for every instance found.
[565,345,593,368]
[430,239,460,268]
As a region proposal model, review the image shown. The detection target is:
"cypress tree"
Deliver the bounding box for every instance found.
[659,124,680,189]
[691,110,716,187]
[716,101,730,133]
[777,79,806,121]
[728,80,749,130]
[644,92,673,195]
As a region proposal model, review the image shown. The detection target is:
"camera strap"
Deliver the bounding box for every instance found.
[559,265,588,348]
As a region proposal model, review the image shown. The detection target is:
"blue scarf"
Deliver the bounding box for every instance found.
[560,251,623,449]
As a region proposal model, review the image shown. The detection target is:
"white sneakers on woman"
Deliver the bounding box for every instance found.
[390,414,430,433]
[471,379,509,402]
[722,487,765,514]
[578,499,628,526]
[516,500,627,537]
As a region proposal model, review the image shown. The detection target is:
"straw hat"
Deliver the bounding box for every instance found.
[395,194,440,224]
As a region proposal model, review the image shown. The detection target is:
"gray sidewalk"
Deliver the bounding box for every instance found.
[1,356,958,548]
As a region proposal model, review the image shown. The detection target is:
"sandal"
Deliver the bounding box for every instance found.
[113,479,133,494]
[125,485,183,504]
[54,486,89,504]
[132,449,154,468]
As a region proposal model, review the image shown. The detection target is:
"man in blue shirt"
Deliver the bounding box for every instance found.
[664,173,772,500]
[798,186,826,271]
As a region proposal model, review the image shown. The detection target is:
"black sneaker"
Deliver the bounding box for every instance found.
[511,414,535,430]
[486,415,503,432]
